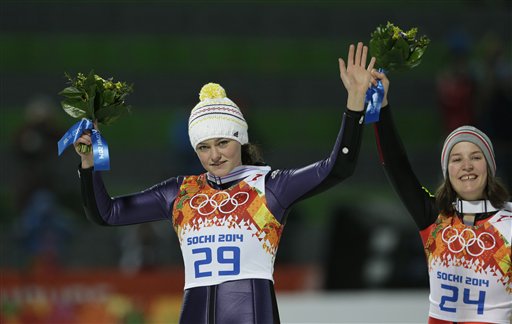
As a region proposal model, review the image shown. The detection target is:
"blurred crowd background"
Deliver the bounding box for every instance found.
[1,1,511,323]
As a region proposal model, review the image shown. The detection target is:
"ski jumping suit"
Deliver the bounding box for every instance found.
[374,106,512,324]
[78,109,364,324]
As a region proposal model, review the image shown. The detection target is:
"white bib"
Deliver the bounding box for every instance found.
[173,168,282,290]
[426,209,512,323]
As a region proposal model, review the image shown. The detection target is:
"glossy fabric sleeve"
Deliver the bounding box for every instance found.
[373,106,437,229]
[78,167,181,226]
[266,109,364,212]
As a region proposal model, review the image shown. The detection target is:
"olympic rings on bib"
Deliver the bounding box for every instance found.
[189,191,250,215]
[441,226,496,257]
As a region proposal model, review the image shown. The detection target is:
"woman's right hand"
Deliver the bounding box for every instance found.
[371,69,390,107]
[75,131,94,169]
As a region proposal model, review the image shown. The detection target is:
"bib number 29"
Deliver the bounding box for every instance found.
[440,284,486,315]
[192,246,240,278]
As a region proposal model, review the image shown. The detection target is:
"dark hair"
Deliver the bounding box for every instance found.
[241,143,266,166]
[435,167,510,214]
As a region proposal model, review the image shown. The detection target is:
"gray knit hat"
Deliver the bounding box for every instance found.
[441,125,496,178]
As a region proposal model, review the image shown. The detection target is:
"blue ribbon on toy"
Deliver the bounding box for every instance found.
[57,118,110,171]
[364,68,386,124]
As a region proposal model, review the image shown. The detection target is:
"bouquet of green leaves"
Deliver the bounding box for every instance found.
[369,22,430,71]
[59,71,133,153]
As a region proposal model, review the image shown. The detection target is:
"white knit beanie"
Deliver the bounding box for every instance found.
[441,125,496,179]
[188,83,249,149]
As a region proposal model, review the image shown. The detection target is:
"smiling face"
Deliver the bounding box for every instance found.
[447,141,488,201]
[195,138,242,177]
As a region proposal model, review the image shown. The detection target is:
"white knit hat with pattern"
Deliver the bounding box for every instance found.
[441,125,496,179]
[188,83,248,149]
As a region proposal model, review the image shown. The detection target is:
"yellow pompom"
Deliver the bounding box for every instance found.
[199,83,226,101]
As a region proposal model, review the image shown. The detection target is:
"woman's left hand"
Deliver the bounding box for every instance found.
[339,42,376,111]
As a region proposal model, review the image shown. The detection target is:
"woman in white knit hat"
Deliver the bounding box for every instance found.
[371,70,511,324]
[74,42,376,323]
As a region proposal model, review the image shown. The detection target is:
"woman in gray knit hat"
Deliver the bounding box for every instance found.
[371,69,511,324]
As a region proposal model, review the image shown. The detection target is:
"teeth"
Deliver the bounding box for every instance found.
[461,175,476,180]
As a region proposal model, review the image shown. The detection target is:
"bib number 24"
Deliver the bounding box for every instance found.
[440,284,486,315]
[192,246,240,278]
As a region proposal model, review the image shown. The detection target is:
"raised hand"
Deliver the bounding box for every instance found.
[74,120,98,169]
[338,42,376,111]
[371,69,389,107]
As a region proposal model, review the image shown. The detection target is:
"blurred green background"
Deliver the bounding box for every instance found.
[1,0,511,286]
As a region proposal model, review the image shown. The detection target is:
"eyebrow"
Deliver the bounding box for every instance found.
[450,151,482,157]
[197,138,230,146]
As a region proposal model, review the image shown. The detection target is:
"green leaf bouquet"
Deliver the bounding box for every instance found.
[59,71,133,153]
[369,22,430,71]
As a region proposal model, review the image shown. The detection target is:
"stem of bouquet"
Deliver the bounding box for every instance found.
[77,119,99,154]
[77,143,92,154]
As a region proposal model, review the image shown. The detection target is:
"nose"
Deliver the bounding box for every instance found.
[461,158,473,171]
[210,146,221,161]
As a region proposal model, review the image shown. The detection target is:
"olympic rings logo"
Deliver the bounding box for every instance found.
[441,226,496,257]
[189,191,250,216]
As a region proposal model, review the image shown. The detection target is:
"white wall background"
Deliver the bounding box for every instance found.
[277,290,430,323]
